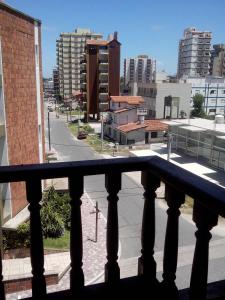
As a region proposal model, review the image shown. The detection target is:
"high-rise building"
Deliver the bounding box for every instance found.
[0,2,45,222]
[56,28,103,98]
[124,55,154,86]
[81,34,121,119]
[53,67,60,101]
[177,27,212,78]
[210,44,225,77]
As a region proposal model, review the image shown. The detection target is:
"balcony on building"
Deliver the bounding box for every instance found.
[98,50,108,62]
[99,72,108,80]
[99,80,108,89]
[0,156,225,300]
[99,92,109,101]
[99,61,108,72]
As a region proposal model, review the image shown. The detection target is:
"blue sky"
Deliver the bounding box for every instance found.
[6,0,225,77]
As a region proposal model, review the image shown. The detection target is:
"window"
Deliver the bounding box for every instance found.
[151,132,157,138]
[210,90,216,94]
[221,90,225,94]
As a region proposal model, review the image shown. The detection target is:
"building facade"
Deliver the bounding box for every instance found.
[183,76,225,116]
[43,78,54,98]
[131,82,191,119]
[124,55,154,87]
[56,28,103,98]
[0,2,45,222]
[177,27,212,78]
[210,44,225,77]
[81,36,120,119]
[104,96,168,145]
[53,68,60,101]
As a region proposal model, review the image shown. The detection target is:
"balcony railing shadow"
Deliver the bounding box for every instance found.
[0,156,225,299]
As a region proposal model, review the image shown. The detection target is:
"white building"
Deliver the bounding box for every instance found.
[177,27,212,78]
[124,55,155,86]
[104,96,168,145]
[131,82,191,119]
[56,28,103,98]
[182,76,225,116]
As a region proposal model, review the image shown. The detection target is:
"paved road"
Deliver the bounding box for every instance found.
[45,109,197,260]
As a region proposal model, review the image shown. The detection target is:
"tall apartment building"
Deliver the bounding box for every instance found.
[124,55,154,86]
[210,44,225,77]
[56,28,103,98]
[177,27,212,78]
[81,34,120,119]
[53,67,60,101]
[0,2,45,222]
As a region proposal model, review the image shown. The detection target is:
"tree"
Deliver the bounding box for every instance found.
[191,93,206,117]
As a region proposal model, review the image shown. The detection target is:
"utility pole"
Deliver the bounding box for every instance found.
[48,111,51,151]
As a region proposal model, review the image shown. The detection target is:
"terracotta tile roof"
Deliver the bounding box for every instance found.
[144,120,168,132]
[117,122,147,133]
[117,120,168,133]
[110,96,144,105]
[72,90,83,97]
[86,39,108,46]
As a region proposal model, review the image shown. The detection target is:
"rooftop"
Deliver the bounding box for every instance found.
[110,96,144,105]
[86,40,108,46]
[144,120,168,132]
[162,118,225,134]
[0,1,41,24]
[117,120,168,133]
[117,122,147,133]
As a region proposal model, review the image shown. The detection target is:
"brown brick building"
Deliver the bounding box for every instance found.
[81,34,121,120]
[0,2,45,222]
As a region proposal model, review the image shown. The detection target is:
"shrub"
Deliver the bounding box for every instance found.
[43,187,71,230]
[82,124,94,133]
[3,222,30,250]
[41,203,65,238]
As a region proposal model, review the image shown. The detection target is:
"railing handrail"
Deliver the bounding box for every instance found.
[0,156,224,216]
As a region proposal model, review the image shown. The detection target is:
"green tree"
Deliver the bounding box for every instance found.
[191,93,206,117]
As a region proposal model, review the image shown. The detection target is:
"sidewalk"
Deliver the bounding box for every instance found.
[5,183,106,299]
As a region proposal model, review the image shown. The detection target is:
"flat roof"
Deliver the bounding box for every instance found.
[162,118,225,134]
[179,126,207,132]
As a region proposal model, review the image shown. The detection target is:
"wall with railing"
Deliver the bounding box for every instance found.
[0,156,224,299]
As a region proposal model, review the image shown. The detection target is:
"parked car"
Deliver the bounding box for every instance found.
[77,131,87,140]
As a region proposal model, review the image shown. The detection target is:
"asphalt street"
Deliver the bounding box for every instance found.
[45,110,197,260]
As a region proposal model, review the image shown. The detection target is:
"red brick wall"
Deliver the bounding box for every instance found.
[38,23,46,163]
[108,40,120,96]
[0,6,44,216]
[87,46,99,115]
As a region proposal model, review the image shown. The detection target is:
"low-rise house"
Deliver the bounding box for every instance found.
[104,96,168,144]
